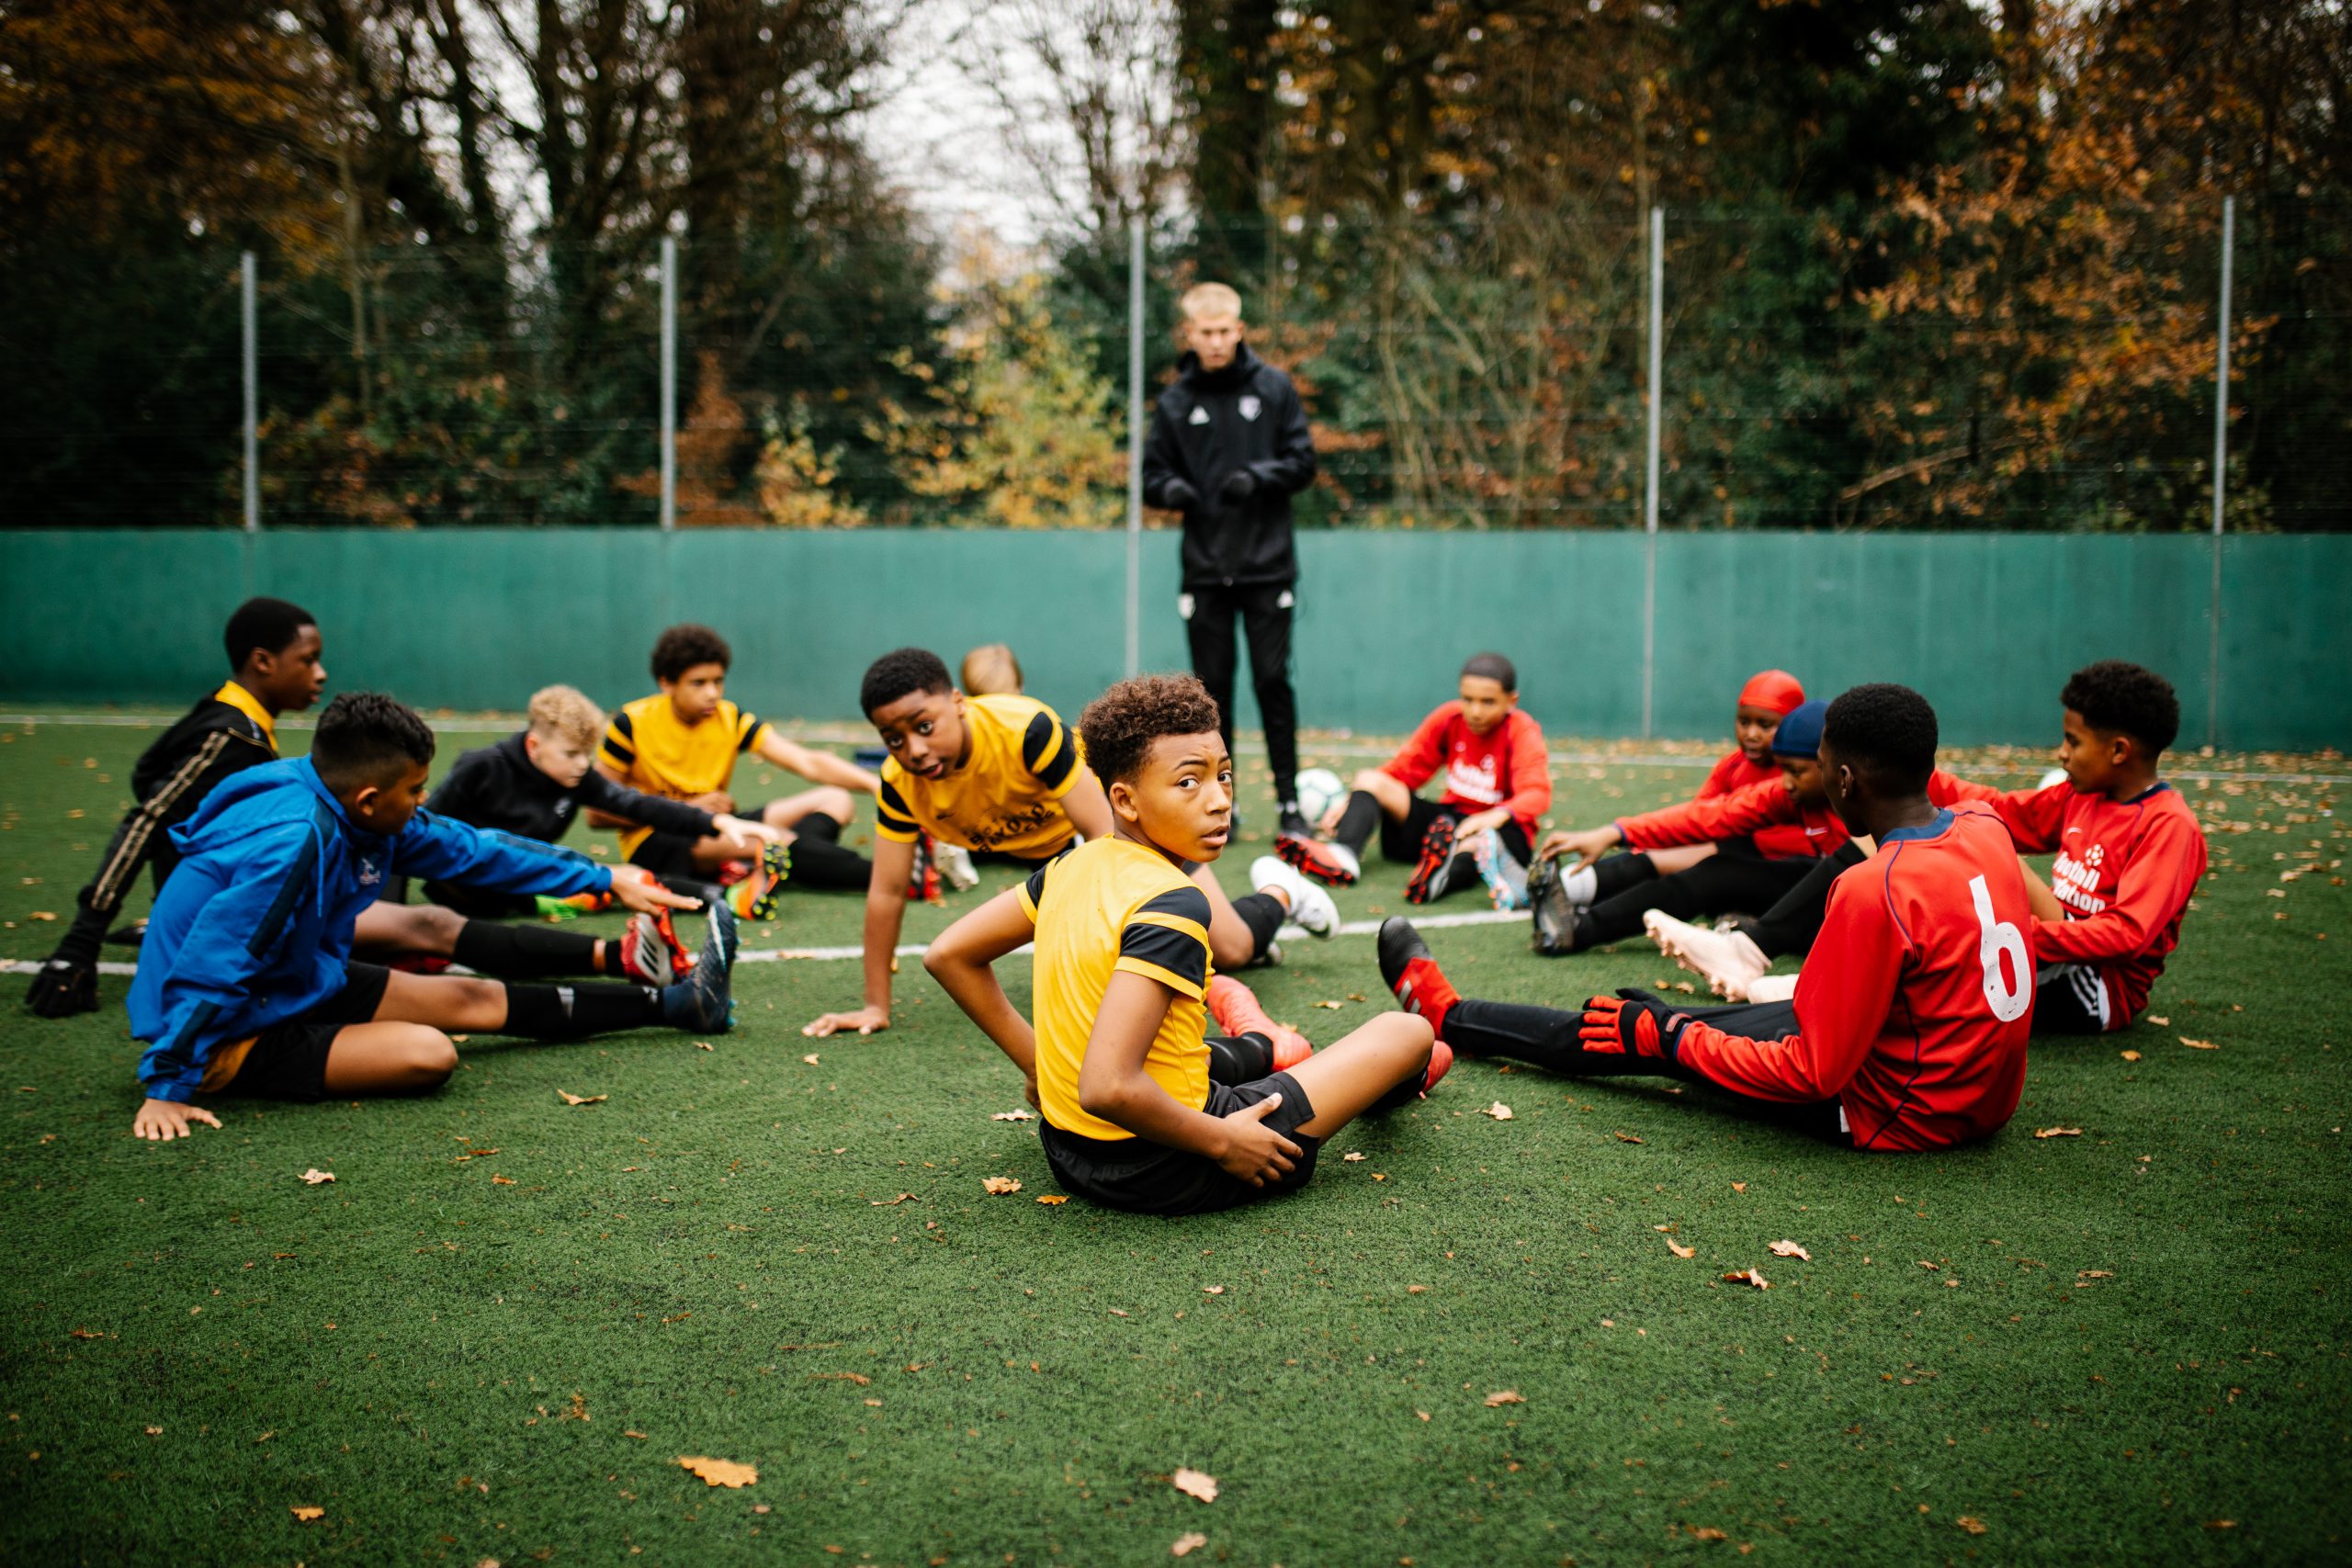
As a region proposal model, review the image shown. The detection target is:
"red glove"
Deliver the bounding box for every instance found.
[1577,993,1690,1061]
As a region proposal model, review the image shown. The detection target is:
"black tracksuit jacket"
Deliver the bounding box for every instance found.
[1141,344,1317,590]
[426,731,717,845]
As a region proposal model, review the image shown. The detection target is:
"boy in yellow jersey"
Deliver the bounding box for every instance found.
[922,673,1448,1215]
[594,624,880,915]
[803,650,1341,1040]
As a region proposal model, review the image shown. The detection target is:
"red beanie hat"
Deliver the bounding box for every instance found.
[1738,670,1805,716]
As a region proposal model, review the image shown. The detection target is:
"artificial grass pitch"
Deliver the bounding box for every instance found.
[1,715,2346,1565]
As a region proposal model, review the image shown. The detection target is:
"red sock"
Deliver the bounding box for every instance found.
[1396,957,1458,1040]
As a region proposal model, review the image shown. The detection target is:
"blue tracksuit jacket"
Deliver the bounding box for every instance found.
[130,758,612,1101]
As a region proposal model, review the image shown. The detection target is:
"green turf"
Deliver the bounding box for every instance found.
[3,716,2347,1564]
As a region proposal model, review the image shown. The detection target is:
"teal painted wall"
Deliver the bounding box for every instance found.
[5,530,2346,750]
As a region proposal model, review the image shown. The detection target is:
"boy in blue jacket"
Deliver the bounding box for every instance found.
[128,693,733,1143]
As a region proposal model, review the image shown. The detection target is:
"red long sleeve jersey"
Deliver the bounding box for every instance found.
[1618,770,2001,861]
[1978,781,2205,1027]
[1695,750,1815,859]
[1381,705,1553,839]
[1675,806,2037,1151]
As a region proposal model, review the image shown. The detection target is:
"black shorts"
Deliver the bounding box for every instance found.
[2033,964,2113,1035]
[420,880,537,919]
[215,963,393,1102]
[627,829,707,878]
[1039,1068,1321,1215]
[1379,795,1533,867]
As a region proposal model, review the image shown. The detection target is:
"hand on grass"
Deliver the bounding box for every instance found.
[1538,826,1619,871]
[610,871,702,916]
[132,1098,221,1142]
[804,1005,889,1039]
[1213,1094,1300,1187]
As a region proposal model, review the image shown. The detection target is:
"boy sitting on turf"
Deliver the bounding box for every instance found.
[922,673,1446,1213]
[349,683,782,989]
[802,649,1340,1039]
[1276,652,1552,908]
[596,623,880,909]
[1378,684,2036,1152]
[127,694,734,1144]
[27,597,326,1018]
[1646,661,2205,1032]
[961,643,1023,697]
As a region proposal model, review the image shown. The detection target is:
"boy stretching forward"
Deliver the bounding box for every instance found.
[128,694,734,1143]
[27,597,326,1017]
[924,674,1445,1213]
[804,651,1338,1039]
[1278,653,1552,908]
[1380,685,2037,1152]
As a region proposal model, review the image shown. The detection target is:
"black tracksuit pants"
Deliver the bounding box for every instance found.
[1184,583,1298,805]
[1583,839,1819,948]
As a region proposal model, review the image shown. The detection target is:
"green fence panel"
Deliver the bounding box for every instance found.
[3,529,2346,751]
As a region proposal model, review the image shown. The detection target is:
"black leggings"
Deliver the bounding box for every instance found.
[1583,840,1819,948]
[1728,839,1868,958]
[1443,992,1846,1143]
[1185,583,1298,804]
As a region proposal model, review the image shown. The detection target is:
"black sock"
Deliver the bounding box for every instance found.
[453,919,605,979]
[1368,1049,1435,1112]
[1232,890,1286,959]
[1332,790,1381,854]
[1207,1032,1275,1085]
[1590,852,1659,902]
[500,980,664,1040]
[786,831,872,891]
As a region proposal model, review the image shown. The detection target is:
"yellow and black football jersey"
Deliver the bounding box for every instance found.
[597,695,771,858]
[876,694,1085,859]
[1018,838,1215,1142]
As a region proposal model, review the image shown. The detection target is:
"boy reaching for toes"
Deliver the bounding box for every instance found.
[923,674,1447,1214]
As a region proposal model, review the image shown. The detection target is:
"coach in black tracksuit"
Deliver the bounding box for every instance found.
[1142,334,1317,832]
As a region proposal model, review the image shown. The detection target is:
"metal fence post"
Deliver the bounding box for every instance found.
[2207,196,2234,751]
[660,235,678,533]
[1641,207,1663,739]
[1125,215,1146,679]
[242,252,259,533]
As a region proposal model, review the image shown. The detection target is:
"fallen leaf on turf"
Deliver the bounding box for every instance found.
[1172,1532,1208,1557]
[1483,1101,1513,1121]
[810,1372,871,1385]
[28,911,55,921]
[1036,1194,1068,1205]
[1769,1240,1811,1260]
[695,1042,713,1052]
[869,1193,915,1207]
[1731,1181,1747,1192]
[1370,1173,1387,1181]
[1917,1259,1939,1269]
[1316,1000,1343,1010]
[1408,1284,1428,1293]
[624,1429,648,1439]
[982,1176,1023,1195]
[1484,1389,1526,1407]
[1109,1309,1128,1317]
[289,1505,324,1521]
[990,1110,1035,1122]
[2148,1015,2169,1026]
[557,1090,605,1106]
[1690,1526,1728,1541]
[1957,1516,1987,1535]
[1171,1467,1218,1503]
[2180,1036,2218,1050]
[1203,1285,1225,1295]
[1667,1237,1696,1259]
[1613,1131,1643,1144]
[69,1327,103,1339]
[300,1168,335,1185]
[1342,1151,1365,1162]
[2205,1519,2236,1529]
[491,1174,515,1186]
[1721,1269,1770,1290]
[677,1455,757,1488]
[800,1054,820,1066]
[2033,1126,2082,1138]
[2078,1269,2114,1281]
[2120,1050,2143,1062]
[144,1426,162,1435]
[1416,1409,1430,1421]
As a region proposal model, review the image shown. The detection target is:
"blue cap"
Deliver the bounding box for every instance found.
[1769,698,1828,759]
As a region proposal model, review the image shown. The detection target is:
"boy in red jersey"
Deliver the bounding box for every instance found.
[1275,653,1551,908]
[1377,683,2038,1151]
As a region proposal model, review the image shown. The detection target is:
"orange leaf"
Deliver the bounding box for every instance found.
[2119,1050,2143,1062]
[557,1090,605,1106]
[1202,1285,1225,1296]
[1171,1467,1218,1503]
[678,1455,757,1488]
[800,1054,820,1065]
[982,1176,1023,1195]
[1769,1240,1810,1260]
[1720,1268,1770,1290]
[869,1192,915,1206]
[1484,1389,1526,1407]
[490,1175,515,1186]
[1690,1526,1728,1541]
[1171,1531,1209,1557]
[1035,1194,1069,1205]
[289,1505,324,1521]
[1612,1131,1643,1145]
[810,1372,871,1385]
[1666,1238,1696,1259]
[1957,1516,1988,1535]
[2033,1126,2082,1139]
[300,1168,335,1185]
[2179,1036,2218,1050]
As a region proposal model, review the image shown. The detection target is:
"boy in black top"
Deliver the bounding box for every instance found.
[1142,281,1319,835]
[26,597,326,1018]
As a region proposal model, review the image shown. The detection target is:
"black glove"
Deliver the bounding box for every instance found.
[27,957,99,1019]
[1218,469,1258,503]
[1159,479,1199,510]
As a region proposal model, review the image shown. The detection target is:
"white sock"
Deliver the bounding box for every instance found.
[1564,866,1598,906]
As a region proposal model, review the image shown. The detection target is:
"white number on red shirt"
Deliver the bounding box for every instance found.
[1969,874,2032,1023]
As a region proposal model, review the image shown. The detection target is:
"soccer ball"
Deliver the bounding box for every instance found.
[1294,767,1346,828]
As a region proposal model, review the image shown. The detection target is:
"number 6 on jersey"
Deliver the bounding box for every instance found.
[1969,874,2033,1022]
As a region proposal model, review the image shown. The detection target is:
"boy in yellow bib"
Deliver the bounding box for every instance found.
[922,673,1447,1215]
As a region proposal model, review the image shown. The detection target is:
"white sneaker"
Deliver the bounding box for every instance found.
[1251,855,1340,938]
[1643,908,1770,1002]
[933,840,979,891]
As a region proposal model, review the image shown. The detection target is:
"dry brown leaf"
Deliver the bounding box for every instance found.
[2078,1269,2115,1280]
[1408,1283,1428,1293]
[1171,1532,1209,1558]
[28,910,56,921]
[870,1193,915,1207]
[1171,1467,1218,1503]
[69,1327,103,1339]
[695,1041,713,1051]
[1689,1526,1728,1541]
[1315,999,1343,1010]
[557,1090,606,1106]
[677,1455,758,1488]
[1484,1389,1526,1407]
[289,1505,324,1522]
[991,1110,1035,1122]
[490,1174,515,1186]
[300,1168,335,1185]
[1667,1238,1696,1259]
[800,1054,820,1066]
[2148,1015,2170,1026]
[1721,1268,1771,1291]
[1730,1181,1747,1192]
[981,1176,1023,1195]
[1036,1194,1069,1205]
[144,1426,162,1435]
[623,1429,649,1439]
[1768,1240,1810,1260]
[1483,1101,1513,1121]
[1612,1131,1644,1145]
[2033,1126,2082,1139]
[1342,1151,1366,1162]
[2120,1050,2143,1062]
[1956,1516,1987,1535]
[1917,1259,1940,1269]
[2180,1036,2219,1050]
[1202,1285,1225,1296]
[810,1372,871,1385]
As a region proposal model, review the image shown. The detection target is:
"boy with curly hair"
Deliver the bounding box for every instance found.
[922,673,1446,1214]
